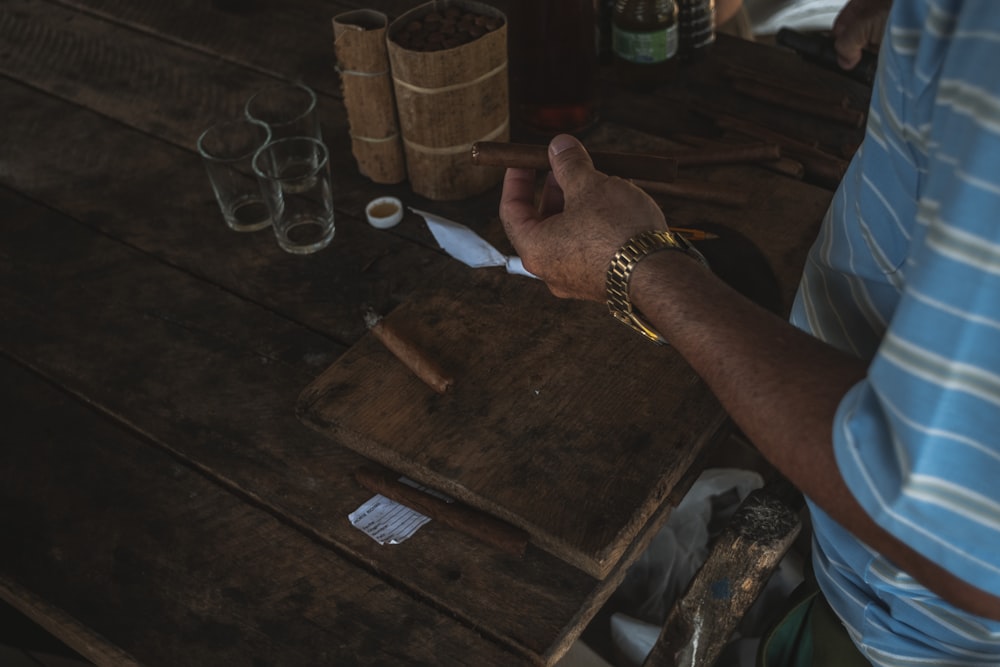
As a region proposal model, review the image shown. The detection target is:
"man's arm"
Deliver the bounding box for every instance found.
[500,134,1000,621]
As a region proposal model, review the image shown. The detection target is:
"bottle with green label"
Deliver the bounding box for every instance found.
[611,0,679,90]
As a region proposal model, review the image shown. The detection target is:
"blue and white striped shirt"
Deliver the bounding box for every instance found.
[788,1,1000,663]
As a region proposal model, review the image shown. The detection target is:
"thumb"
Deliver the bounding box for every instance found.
[547,134,598,195]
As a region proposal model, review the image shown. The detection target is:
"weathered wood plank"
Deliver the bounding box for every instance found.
[0,0,505,269]
[50,0,432,93]
[0,0,476,225]
[0,357,524,667]
[0,74,453,346]
[0,186,614,663]
[299,277,727,579]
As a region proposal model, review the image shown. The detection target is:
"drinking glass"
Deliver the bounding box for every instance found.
[197,118,272,232]
[253,136,335,254]
[245,82,321,141]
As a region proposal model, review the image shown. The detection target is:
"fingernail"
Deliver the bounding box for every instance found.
[549,134,577,156]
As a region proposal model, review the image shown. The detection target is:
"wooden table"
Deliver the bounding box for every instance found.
[0,2,869,665]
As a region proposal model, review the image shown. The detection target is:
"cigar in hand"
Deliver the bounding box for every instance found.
[472,141,679,182]
[364,307,454,394]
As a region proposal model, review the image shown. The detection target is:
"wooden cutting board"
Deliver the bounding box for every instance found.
[297,271,728,578]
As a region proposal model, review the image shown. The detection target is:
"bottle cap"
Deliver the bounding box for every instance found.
[365,197,403,229]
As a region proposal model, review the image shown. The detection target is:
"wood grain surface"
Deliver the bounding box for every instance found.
[0,358,521,667]
[0,0,871,663]
[299,274,727,578]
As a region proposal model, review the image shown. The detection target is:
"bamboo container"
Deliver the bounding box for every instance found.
[333,10,407,184]
[387,1,509,201]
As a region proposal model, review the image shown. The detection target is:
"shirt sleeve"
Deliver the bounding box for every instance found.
[832,4,1000,597]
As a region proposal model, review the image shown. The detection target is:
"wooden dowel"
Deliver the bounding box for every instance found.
[730,79,866,128]
[672,142,782,167]
[365,312,454,394]
[632,178,749,208]
[354,467,530,557]
[472,141,678,182]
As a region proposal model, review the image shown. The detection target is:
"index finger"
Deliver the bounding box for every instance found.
[499,167,539,231]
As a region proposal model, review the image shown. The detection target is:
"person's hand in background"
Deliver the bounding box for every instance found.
[831,0,892,69]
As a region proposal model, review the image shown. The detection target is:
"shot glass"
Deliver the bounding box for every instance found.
[244,82,321,141]
[197,118,273,232]
[253,136,336,255]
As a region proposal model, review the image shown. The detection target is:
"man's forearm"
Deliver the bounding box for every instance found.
[629,250,1000,620]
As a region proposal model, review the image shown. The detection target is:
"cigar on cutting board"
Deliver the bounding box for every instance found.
[472,141,678,182]
[354,466,530,557]
[364,307,454,394]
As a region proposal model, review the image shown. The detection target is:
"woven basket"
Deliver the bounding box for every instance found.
[333,10,407,184]
[387,1,508,201]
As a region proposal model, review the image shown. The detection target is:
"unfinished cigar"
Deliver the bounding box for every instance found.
[730,79,866,128]
[722,64,853,108]
[364,308,454,394]
[631,179,749,208]
[673,132,805,179]
[706,113,848,188]
[355,467,529,557]
[472,141,678,182]
[672,142,781,167]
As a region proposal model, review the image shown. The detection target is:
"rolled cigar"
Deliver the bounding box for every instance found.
[355,467,529,557]
[722,64,853,108]
[672,142,781,167]
[631,178,749,208]
[472,141,678,182]
[707,113,848,188]
[730,79,866,128]
[673,132,805,179]
[364,308,454,394]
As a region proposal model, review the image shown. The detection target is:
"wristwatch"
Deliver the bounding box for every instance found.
[606,229,709,345]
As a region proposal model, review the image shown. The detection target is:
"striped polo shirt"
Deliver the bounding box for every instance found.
[788,1,1000,663]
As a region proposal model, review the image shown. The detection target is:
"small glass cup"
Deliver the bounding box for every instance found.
[253,136,335,255]
[244,83,321,141]
[197,118,273,232]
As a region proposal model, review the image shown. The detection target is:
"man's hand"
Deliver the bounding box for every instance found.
[831,0,892,70]
[499,134,668,302]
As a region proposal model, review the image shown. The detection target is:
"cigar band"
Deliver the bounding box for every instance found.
[350,132,401,144]
[402,118,509,156]
[392,61,507,95]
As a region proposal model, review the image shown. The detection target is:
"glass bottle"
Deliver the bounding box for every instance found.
[508,0,599,135]
[611,0,679,91]
[677,0,715,61]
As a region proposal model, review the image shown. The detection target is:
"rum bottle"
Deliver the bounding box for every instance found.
[611,0,679,91]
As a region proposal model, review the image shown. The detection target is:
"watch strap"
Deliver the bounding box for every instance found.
[606,229,709,345]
